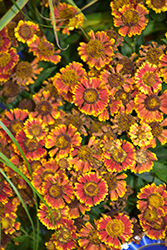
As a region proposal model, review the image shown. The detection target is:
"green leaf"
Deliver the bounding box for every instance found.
[150,10,166,22]
[135,172,153,182]
[152,162,167,183]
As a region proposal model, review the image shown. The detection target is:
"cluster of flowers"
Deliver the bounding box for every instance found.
[1,0,167,249]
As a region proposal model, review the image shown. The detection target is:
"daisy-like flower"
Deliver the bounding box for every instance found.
[149,119,167,147]
[73,77,109,116]
[111,112,136,135]
[78,221,106,250]
[74,172,108,207]
[31,90,62,125]
[110,0,130,12]
[112,3,149,37]
[67,197,90,219]
[102,139,136,173]
[12,58,43,87]
[135,90,167,122]
[131,147,157,174]
[45,124,82,158]
[14,130,47,160]
[102,172,127,201]
[53,2,84,35]
[128,122,153,147]
[114,89,135,113]
[0,27,10,52]
[98,213,133,248]
[53,61,86,94]
[43,173,74,209]
[15,20,39,44]
[0,47,19,74]
[135,62,162,94]
[137,183,167,217]
[37,202,69,229]
[28,37,61,64]
[159,52,167,83]
[1,213,20,235]
[0,180,13,204]
[145,0,167,13]
[78,30,114,70]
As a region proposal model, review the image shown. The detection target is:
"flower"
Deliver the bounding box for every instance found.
[67,198,90,218]
[73,77,109,116]
[15,20,39,44]
[43,174,74,208]
[1,213,20,234]
[74,172,108,207]
[0,180,13,204]
[98,213,133,248]
[0,47,19,74]
[149,119,167,147]
[114,89,135,113]
[135,90,167,122]
[135,62,162,94]
[45,124,82,158]
[146,0,167,13]
[0,27,10,52]
[112,4,149,37]
[12,58,43,87]
[28,37,61,64]
[78,30,114,70]
[159,52,167,83]
[111,112,136,135]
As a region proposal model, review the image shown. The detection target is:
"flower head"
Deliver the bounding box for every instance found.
[146,0,167,13]
[0,47,19,74]
[0,27,10,52]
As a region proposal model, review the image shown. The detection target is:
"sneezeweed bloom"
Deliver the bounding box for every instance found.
[149,119,167,147]
[145,0,167,13]
[74,172,108,207]
[15,20,39,44]
[112,4,149,37]
[0,27,11,52]
[28,37,61,64]
[37,202,69,229]
[6,21,18,47]
[114,89,135,113]
[110,0,130,12]
[102,172,127,201]
[42,173,74,209]
[1,213,20,235]
[111,112,136,135]
[78,30,114,70]
[128,122,153,147]
[0,180,13,204]
[67,197,90,219]
[31,90,62,125]
[131,147,157,174]
[46,124,82,158]
[73,77,109,116]
[53,61,86,94]
[78,221,106,250]
[103,139,136,173]
[0,47,19,74]
[12,58,43,87]
[135,90,167,122]
[135,62,162,94]
[106,27,124,51]
[159,52,167,83]
[53,2,84,35]
[137,183,167,216]
[98,213,133,248]
[14,130,47,160]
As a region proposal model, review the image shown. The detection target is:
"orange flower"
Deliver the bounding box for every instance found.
[112,4,149,37]
[67,198,90,219]
[149,118,167,147]
[0,180,13,205]
[146,0,167,13]
[0,27,10,52]
[78,30,114,70]
[0,47,19,74]
[159,53,167,83]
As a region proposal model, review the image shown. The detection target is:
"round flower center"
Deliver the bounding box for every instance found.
[136,150,149,164]
[58,227,71,243]
[112,148,127,163]
[42,170,55,181]
[77,145,93,161]
[59,8,75,25]
[24,138,39,152]
[151,0,165,8]
[83,88,99,104]
[106,219,125,237]
[108,73,124,88]
[142,72,156,87]
[18,24,33,40]
[15,61,33,78]
[49,183,63,199]
[88,229,101,245]
[144,208,158,222]
[68,199,79,208]
[29,124,42,137]
[149,121,163,137]
[3,80,20,97]
[148,193,164,207]
[0,35,3,47]
[50,208,62,221]
[37,101,52,116]
[55,134,71,149]
[9,120,23,135]
[104,140,116,153]
[146,48,163,66]
[136,128,148,140]
[0,52,10,67]
[115,89,131,105]
[61,69,78,86]
[152,218,165,230]
[117,113,135,132]
[83,181,99,197]
[86,39,105,58]
[38,40,54,56]
[58,158,70,169]
[144,94,161,111]
[30,161,41,172]
[122,9,140,27]
[118,57,134,75]
[1,217,12,230]
[103,174,118,190]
